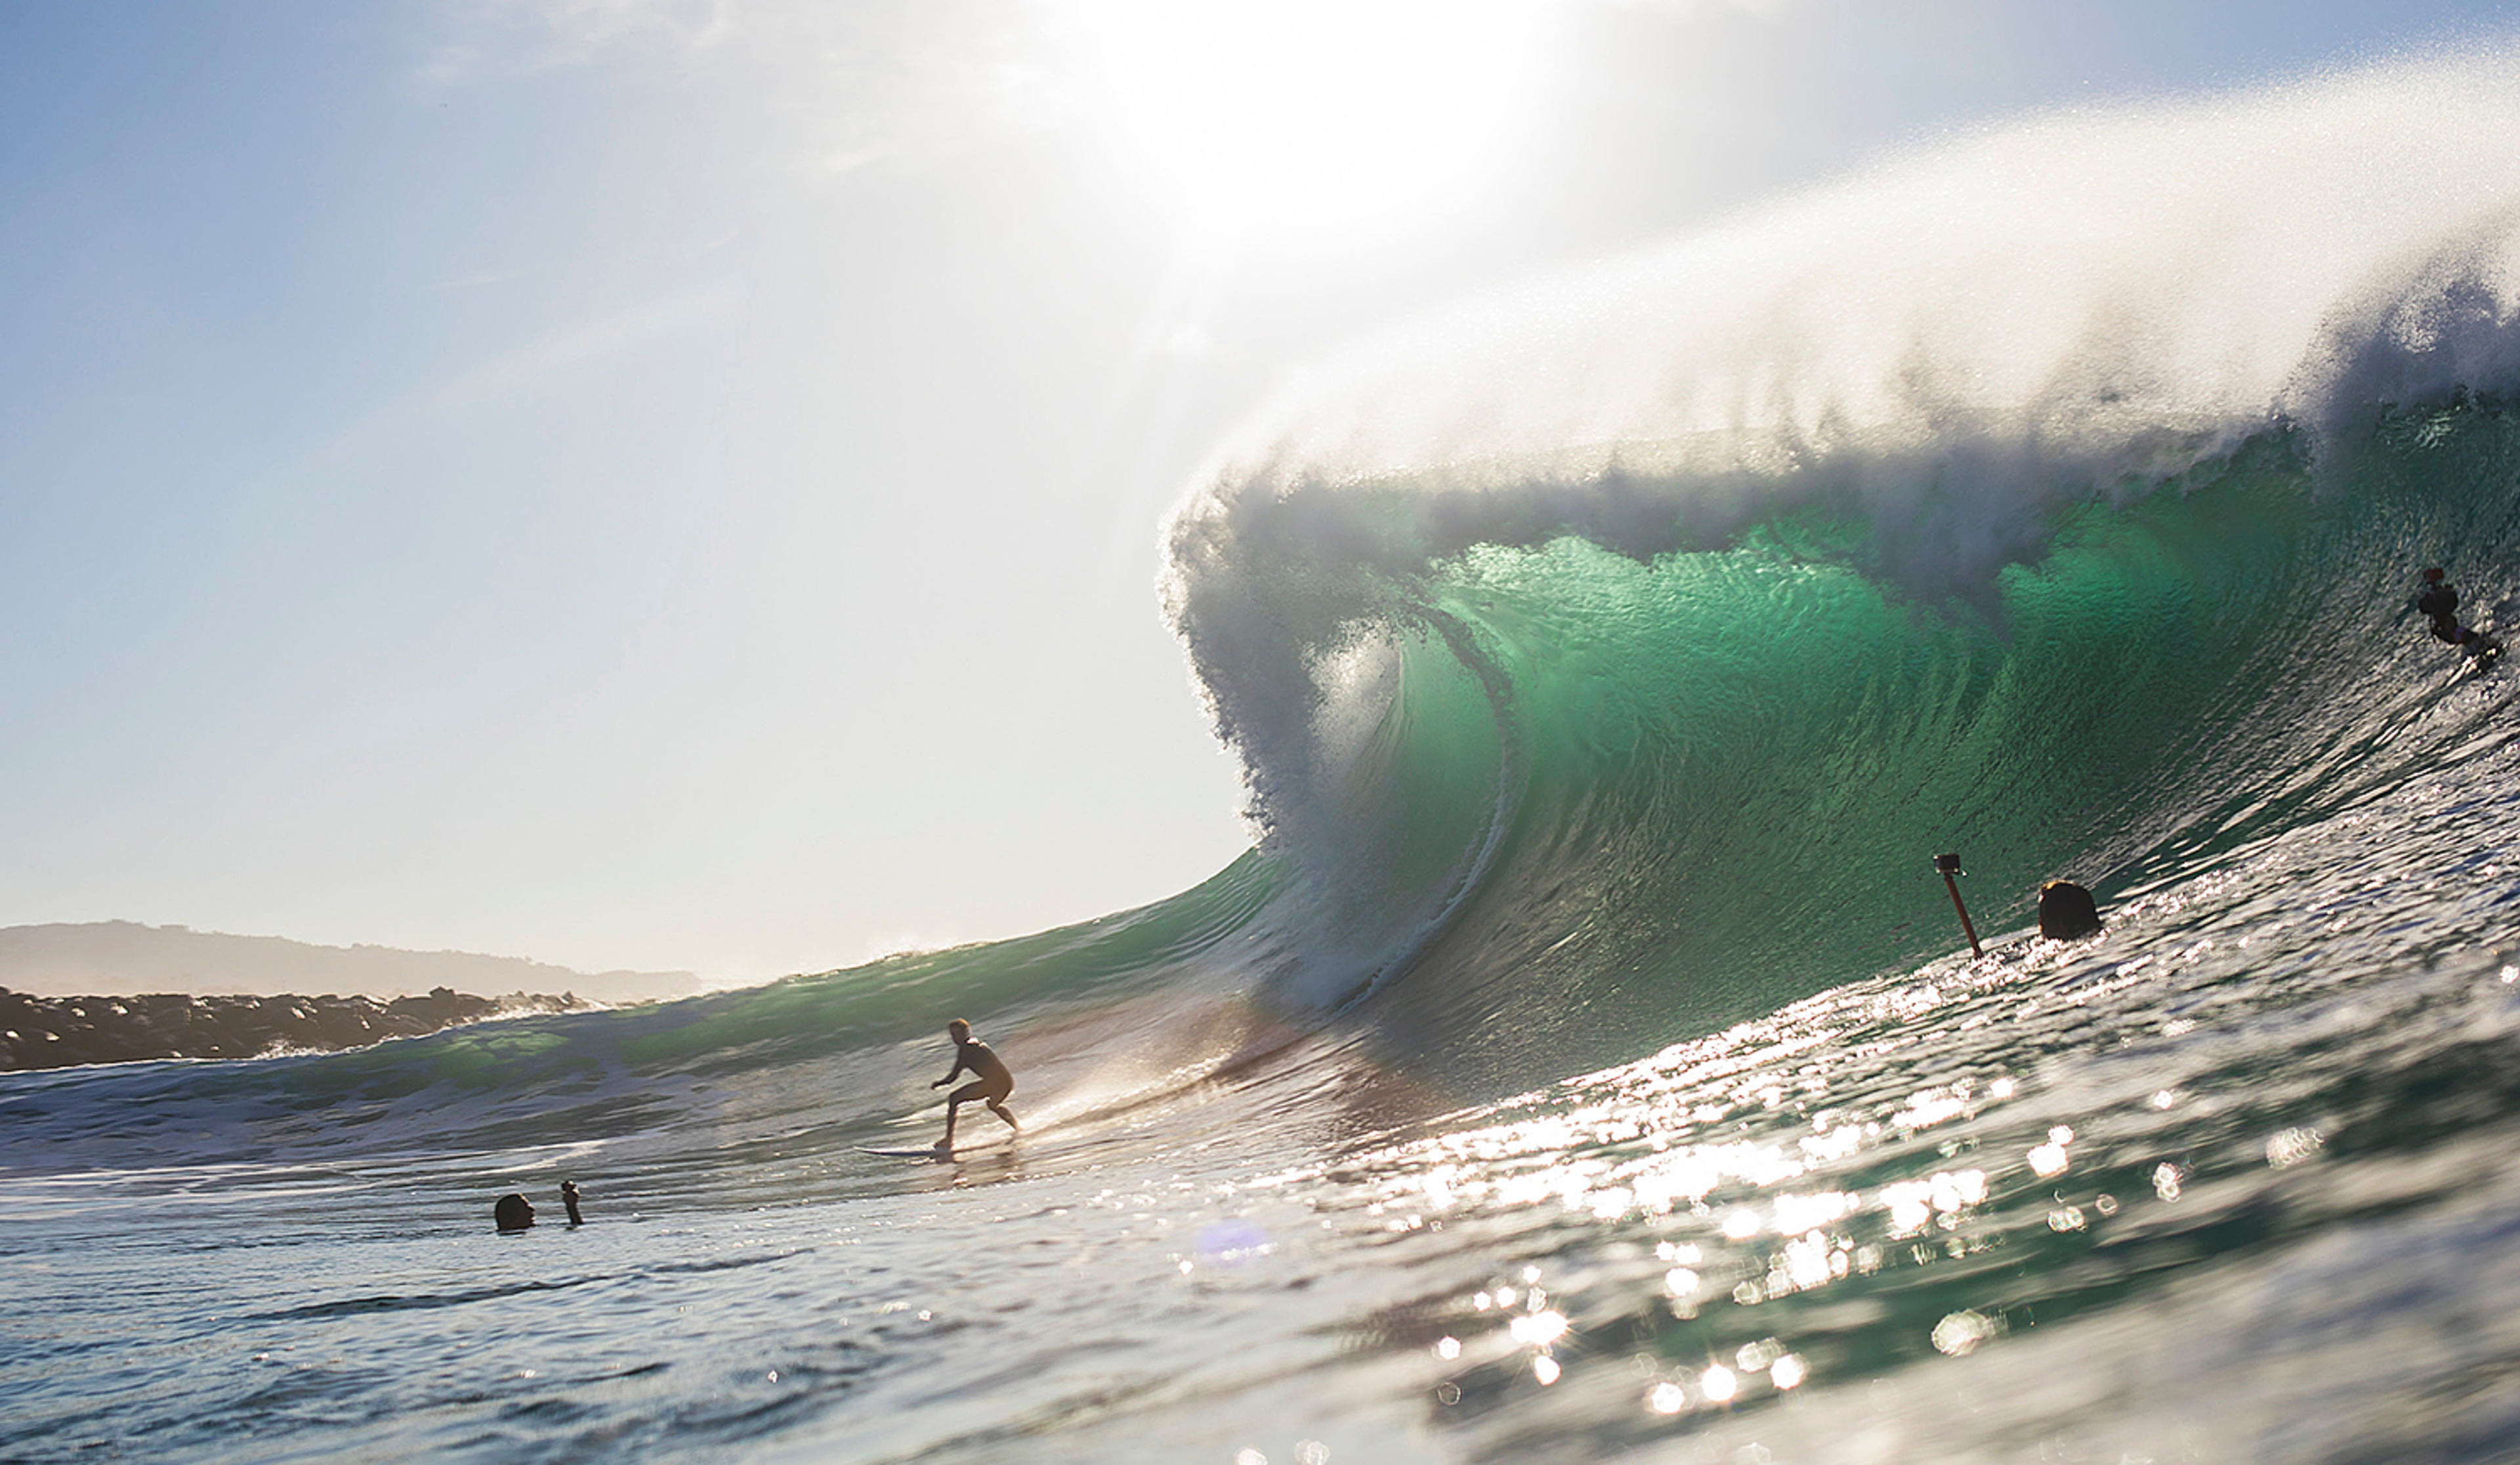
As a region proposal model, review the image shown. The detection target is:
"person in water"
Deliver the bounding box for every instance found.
[2418,567,2470,644]
[2416,567,2502,659]
[560,1180,583,1226]
[930,1018,1018,1153]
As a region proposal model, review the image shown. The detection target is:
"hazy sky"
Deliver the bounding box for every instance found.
[2,0,2510,981]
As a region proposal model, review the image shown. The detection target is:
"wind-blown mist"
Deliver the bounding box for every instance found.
[1180,48,2520,537]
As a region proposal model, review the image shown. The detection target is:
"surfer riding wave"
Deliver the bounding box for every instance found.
[929,1018,1017,1153]
[2416,567,2502,665]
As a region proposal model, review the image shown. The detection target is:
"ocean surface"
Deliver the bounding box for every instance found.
[12,51,2520,1464]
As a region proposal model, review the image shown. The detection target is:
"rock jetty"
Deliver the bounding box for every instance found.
[0,985,588,1072]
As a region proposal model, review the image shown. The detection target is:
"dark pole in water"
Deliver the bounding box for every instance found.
[1935,852,1983,959]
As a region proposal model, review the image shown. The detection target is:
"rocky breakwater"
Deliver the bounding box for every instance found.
[0,986,590,1071]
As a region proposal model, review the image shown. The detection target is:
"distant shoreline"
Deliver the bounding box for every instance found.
[0,920,702,1005]
[0,985,605,1072]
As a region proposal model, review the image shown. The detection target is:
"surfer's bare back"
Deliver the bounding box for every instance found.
[930,1018,1017,1153]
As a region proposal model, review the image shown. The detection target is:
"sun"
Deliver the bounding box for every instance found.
[1043,0,1564,248]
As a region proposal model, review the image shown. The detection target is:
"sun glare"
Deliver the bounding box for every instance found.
[1049,0,1561,245]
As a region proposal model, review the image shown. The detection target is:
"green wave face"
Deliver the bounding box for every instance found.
[1288,412,2520,1088]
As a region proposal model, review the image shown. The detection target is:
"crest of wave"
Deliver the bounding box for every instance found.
[1164,45,2520,848]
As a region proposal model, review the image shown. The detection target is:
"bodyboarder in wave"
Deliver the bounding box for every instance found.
[2416,567,2503,665]
[931,1018,1017,1154]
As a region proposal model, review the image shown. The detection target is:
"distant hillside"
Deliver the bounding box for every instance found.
[0,922,701,1004]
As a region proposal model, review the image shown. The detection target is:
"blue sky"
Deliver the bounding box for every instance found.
[1,0,2511,981]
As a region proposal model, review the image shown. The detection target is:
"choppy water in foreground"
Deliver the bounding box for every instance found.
[14,47,2520,1464]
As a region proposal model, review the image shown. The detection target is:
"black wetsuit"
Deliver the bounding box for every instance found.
[2419,582,2468,645]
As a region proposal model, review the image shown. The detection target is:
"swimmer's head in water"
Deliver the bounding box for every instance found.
[2426,567,2446,582]
[947,1018,971,1041]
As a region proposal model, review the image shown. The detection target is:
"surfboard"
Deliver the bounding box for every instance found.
[2450,630,2504,676]
[2467,598,2511,667]
[859,1144,952,1161]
